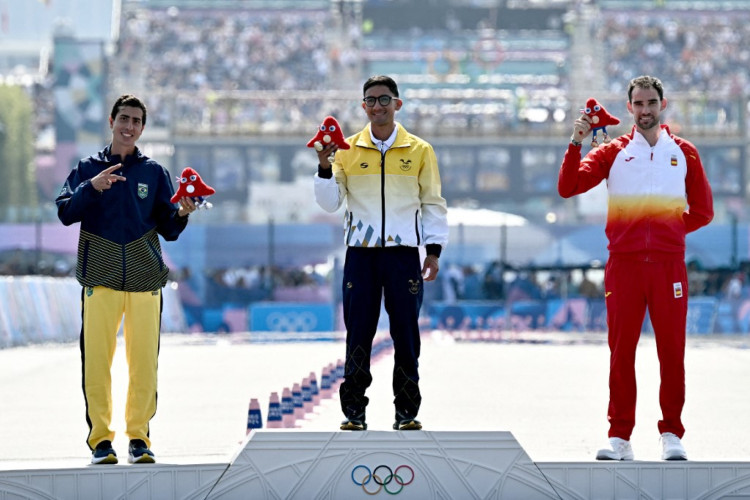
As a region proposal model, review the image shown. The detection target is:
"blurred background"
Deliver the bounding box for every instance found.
[1,0,749,340]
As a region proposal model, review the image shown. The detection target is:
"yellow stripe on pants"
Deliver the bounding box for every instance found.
[82,286,161,450]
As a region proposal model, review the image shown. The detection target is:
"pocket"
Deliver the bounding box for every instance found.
[146,239,164,271]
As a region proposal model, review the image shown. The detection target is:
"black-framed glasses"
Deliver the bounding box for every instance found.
[363,95,396,107]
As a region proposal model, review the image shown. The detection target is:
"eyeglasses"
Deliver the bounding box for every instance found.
[363,95,396,107]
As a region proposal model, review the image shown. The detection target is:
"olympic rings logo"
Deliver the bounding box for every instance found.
[265,311,318,331]
[351,464,415,495]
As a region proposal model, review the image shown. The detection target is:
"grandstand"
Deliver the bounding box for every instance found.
[361,27,570,136]
[596,6,750,95]
[0,0,746,221]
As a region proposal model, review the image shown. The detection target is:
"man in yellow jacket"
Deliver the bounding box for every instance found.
[314,75,448,431]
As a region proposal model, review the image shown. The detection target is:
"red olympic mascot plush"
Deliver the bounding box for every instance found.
[307,116,349,163]
[171,167,215,209]
[580,98,620,147]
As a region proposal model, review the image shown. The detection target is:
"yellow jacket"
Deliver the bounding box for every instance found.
[315,122,448,250]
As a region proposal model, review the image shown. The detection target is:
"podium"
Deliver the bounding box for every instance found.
[2,431,750,499]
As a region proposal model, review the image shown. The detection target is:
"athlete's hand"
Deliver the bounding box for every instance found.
[177,196,197,218]
[572,113,593,142]
[422,255,439,281]
[317,143,338,169]
[92,164,127,193]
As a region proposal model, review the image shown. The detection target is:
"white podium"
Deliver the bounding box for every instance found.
[2,431,750,499]
[209,430,557,499]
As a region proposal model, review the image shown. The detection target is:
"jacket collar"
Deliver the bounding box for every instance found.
[99,144,145,164]
[356,122,410,149]
[629,124,672,147]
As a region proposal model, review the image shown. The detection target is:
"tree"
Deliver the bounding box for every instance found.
[0,85,37,221]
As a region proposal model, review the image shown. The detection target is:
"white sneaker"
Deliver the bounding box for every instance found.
[660,432,687,461]
[596,437,634,460]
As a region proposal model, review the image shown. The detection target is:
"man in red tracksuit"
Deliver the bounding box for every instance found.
[558,76,713,461]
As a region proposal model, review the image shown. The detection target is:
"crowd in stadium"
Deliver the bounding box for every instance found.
[10,0,750,141]
[113,3,573,134]
[115,6,352,133]
[596,9,750,96]
[118,8,330,92]
[21,2,750,138]
[104,2,750,136]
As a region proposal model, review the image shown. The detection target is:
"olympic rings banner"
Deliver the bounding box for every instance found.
[351,464,415,495]
[249,302,335,332]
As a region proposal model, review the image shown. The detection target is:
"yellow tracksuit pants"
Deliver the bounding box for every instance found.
[81,286,161,450]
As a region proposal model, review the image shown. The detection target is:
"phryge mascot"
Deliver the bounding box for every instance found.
[171,167,215,209]
[579,98,620,147]
[307,116,350,163]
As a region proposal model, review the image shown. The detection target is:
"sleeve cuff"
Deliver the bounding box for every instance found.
[88,179,103,195]
[426,244,442,258]
[317,165,333,179]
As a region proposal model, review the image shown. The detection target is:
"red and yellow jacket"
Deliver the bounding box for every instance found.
[558,125,713,260]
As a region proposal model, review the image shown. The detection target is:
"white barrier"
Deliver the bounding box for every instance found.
[0,277,187,348]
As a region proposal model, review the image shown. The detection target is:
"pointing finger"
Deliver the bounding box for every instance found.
[102,163,122,174]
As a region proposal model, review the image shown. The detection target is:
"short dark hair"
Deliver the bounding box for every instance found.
[363,75,399,97]
[628,75,664,102]
[110,94,147,126]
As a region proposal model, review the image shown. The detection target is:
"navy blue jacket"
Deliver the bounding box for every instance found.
[56,145,188,291]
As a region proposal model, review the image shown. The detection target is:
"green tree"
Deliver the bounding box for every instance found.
[0,85,37,222]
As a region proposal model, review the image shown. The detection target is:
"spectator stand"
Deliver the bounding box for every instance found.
[595,2,750,117]
[114,1,344,135]
[361,28,571,137]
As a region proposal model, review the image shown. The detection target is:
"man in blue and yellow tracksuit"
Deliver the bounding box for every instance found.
[314,75,448,431]
[56,95,196,464]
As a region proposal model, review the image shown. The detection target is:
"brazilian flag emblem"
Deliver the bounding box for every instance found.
[137,183,148,199]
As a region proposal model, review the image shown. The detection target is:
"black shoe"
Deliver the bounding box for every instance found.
[340,413,367,431]
[393,418,422,430]
[128,439,155,464]
[393,410,422,430]
[91,440,118,465]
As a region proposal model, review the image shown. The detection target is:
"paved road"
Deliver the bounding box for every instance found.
[2,331,749,469]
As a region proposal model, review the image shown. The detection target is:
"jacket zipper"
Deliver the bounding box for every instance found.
[380,150,386,247]
[345,211,354,245]
[646,145,655,259]
[414,210,421,245]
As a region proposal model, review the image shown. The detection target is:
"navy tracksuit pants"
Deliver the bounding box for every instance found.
[339,246,424,421]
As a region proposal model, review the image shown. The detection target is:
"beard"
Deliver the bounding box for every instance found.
[636,115,659,130]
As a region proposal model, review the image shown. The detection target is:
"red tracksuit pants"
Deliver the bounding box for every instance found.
[604,256,688,440]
